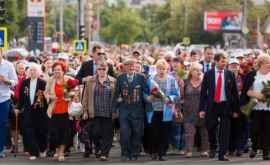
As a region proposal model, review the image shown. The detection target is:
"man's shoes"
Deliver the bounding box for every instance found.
[83,152,90,158]
[209,150,216,158]
[218,155,230,161]
[158,156,168,161]
[249,150,257,159]
[95,152,101,158]
[121,156,130,161]
[263,151,270,160]
[0,151,6,158]
[130,156,138,161]
[236,150,243,157]
[100,156,108,161]
[151,154,158,160]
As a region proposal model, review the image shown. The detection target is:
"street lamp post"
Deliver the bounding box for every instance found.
[60,0,64,50]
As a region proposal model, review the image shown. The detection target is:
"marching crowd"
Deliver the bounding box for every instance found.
[0,44,270,162]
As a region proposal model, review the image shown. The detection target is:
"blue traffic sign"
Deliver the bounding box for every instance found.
[73,40,87,53]
[0,27,7,49]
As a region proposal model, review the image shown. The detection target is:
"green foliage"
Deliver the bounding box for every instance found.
[100,3,144,44]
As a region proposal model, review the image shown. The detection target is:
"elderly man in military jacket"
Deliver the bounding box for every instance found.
[113,58,149,161]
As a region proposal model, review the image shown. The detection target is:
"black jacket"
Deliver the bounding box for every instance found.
[18,78,47,111]
[199,68,240,114]
[76,60,115,84]
[239,70,256,107]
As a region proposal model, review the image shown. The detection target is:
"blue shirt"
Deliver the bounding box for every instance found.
[215,67,226,102]
[0,59,17,103]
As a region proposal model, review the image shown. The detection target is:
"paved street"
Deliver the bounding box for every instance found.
[2,144,270,165]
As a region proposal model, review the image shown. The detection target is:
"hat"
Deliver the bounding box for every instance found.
[57,53,69,61]
[229,58,239,65]
[123,58,137,65]
[235,53,244,58]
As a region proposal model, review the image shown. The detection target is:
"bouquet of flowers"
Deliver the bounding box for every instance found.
[177,69,186,79]
[34,90,46,109]
[150,80,167,102]
[242,80,270,117]
[63,78,79,101]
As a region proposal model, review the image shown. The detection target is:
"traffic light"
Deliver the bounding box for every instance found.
[79,25,85,39]
[0,0,6,24]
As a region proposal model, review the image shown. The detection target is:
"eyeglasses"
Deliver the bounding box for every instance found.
[98,53,106,56]
[97,68,106,71]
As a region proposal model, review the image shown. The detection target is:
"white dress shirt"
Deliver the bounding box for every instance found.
[0,59,17,103]
[30,79,37,105]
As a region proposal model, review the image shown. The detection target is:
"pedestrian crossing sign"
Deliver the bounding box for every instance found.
[73,40,87,53]
[0,27,8,50]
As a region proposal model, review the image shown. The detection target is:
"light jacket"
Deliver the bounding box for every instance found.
[82,75,116,118]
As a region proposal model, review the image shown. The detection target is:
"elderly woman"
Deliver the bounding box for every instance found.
[45,61,77,161]
[182,62,208,158]
[17,63,48,160]
[147,59,180,161]
[244,54,270,160]
[82,60,116,161]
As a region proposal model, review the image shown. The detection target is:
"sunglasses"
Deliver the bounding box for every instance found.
[98,53,106,56]
[97,68,106,71]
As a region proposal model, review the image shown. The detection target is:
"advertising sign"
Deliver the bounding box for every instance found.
[204,11,242,32]
[27,0,45,17]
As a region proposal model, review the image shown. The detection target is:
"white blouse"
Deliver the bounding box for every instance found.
[253,72,270,111]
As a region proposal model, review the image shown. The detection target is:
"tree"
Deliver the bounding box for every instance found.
[100,3,144,44]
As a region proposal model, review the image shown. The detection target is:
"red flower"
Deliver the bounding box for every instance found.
[150,87,159,95]
[66,78,79,89]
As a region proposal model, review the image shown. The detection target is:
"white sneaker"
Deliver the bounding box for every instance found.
[40,152,46,158]
[185,152,192,158]
[58,156,65,161]
[29,156,37,160]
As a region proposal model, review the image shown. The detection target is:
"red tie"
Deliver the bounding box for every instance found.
[214,71,222,103]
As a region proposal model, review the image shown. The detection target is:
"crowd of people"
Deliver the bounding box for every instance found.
[0,44,270,162]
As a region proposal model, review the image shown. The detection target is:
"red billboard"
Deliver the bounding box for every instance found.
[204,11,242,32]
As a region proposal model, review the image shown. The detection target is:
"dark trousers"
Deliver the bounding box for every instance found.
[0,100,11,152]
[206,102,231,157]
[229,117,242,152]
[92,117,113,156]
[250,111,270,156]
[148,111,172,156]
[22,109,48,156]
[119,112,144,158]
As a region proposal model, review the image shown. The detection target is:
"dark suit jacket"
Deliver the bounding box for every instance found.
[239,70,256,107]
[199,61,215,73]
[18,78,47,111]
[76,60,115,84]
[199,68,240,115]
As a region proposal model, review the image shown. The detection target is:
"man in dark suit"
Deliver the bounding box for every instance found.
[199,46,214,73]
[17,64,48,160]
[76,45,114,84]
[199,53,240,161]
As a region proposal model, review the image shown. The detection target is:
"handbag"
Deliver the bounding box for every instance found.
[68,101,83,117]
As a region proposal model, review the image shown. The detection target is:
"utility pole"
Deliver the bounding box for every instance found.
[241,0,248,48]
[60,0,64,50]
[79,0,85,39]
[183,0,188,36]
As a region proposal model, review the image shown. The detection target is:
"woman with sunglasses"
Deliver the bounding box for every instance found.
[82,60,116,161]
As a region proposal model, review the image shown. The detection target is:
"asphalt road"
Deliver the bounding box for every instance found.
[1,146,270,165]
